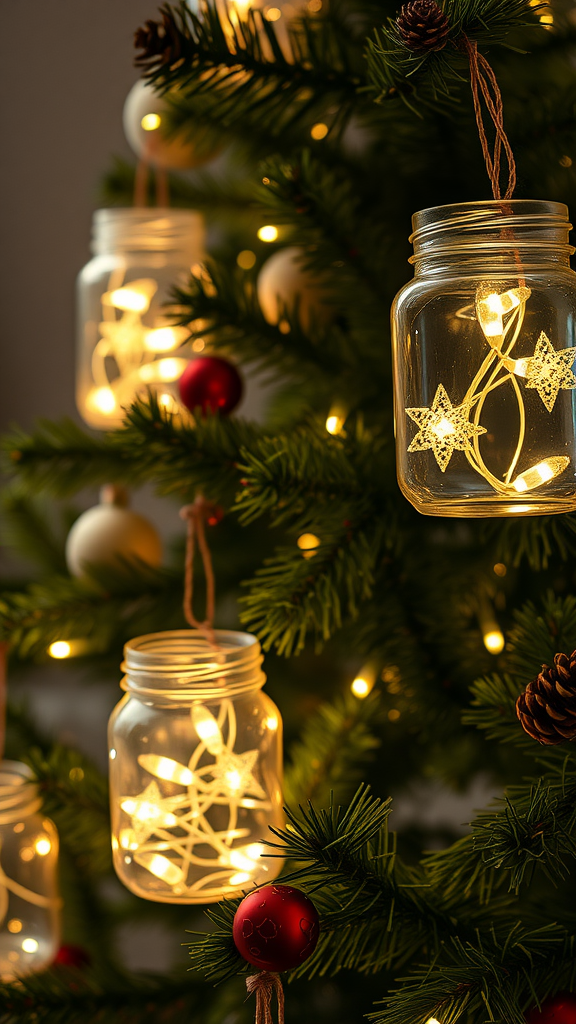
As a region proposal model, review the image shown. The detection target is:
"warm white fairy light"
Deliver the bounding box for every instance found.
[405,284,576,496]
[351,663,377,699]
[258,225,278,242]
[48,641,72,660]
[483,630,505,655]
[82,271,193,425]
[116,699,273,900]
[141,112,161,131]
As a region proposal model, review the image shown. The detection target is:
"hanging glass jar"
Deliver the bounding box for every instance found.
[108,630,284,904]
[76,208,205,429]
[0,761,60,980]
[392,200,576,517]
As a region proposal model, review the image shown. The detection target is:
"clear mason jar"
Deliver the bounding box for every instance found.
[0,761,60,980]
[76,208,205,429]
[108,630,284,904]
[392,200,576,516]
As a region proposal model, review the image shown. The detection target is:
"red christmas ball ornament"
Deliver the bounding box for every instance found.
[179,356,243,416]
[233,884,319,972]
[54,944,91,969]
[526,995,576,1024]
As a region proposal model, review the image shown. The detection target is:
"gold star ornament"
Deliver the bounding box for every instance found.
[406,384,487,473]
[525,331,576,412]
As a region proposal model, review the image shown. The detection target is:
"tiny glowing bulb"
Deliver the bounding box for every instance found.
[7,920,22,934]
[135,852,184,886]
[297,533,320,559]
[158,393,177,412]
[326,414,344,435]
[22,939,39,954]
[226,769,242,792]
[141,112,161,131]
[484,630,505,655]
[265,715,279,731]
[230,871,251,885]
[108,287,150,313]
[138,754,194,786]
[35,838,51,856]
[192,705,224,755]
[257,225,278,242]
[87,387,116,416]
[119,829,138,851]
[48,641,72,659]
[351,677,370,698]
[311,123,329,140]
[427,1019,442,1024]
[512,457,570,493]
[265,6,282,18]
[144,327,180,352]
[432,417,456,440]
[157,358,181,381]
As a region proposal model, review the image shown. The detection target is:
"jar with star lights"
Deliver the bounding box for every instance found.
[76,208,205,429]
[392,200,576,517]
[0,761,60,981]
[108,630,283,904]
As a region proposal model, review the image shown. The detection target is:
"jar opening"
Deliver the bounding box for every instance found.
[121,630,266,702]
[92,208,205,256]
[410,199,573,264]
[0,761,42,822]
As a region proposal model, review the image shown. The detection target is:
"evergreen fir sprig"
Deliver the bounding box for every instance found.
[485,513,576,571]
[171,258,350,377]
[284,689,383,806]
[234,423,386,527]
[2,399,262,505]
[135,2,365,141]
[2,420,146,497]
[372,925,575,1024]
[240,524,383,654]
[367,0,544,107]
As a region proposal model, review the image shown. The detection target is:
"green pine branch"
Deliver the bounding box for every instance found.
[284,688,383,807]
[136,2,365,141]
[367,0,545,108]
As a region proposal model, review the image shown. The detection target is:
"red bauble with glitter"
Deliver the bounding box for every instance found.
[526,995,576,1024]
[179,356,243,416]
[232,884,319,972]
[54,944,91,969]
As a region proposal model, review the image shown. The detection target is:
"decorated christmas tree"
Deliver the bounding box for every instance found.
[3,0,576,1022]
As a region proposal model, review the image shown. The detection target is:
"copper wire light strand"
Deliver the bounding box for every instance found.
[179,497,217,647]
[461,35,517,201]
[246,973,285,1024]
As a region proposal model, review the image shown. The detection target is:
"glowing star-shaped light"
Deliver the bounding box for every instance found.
[525,331,576,412]
[208,749,266,800]
[406,384,487,473]
[120,781,186,845]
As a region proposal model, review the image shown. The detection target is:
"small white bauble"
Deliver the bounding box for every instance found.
[123,79,219,170]
[257,246,330,332]
[66,486,162,578]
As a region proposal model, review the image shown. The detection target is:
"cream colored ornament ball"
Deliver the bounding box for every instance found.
[66,485,163,578]
[257,246,330,332]
[123,80,218,170]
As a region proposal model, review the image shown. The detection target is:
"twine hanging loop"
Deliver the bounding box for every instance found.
[246,972,285,1024]
[460,34,516,201]
[179,496,220,647]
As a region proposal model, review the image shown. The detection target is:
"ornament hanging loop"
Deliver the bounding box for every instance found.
[179,496,218,647]
[460,34,516,201]
[246,972,285,1024]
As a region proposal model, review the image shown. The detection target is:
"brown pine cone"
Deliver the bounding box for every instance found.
[135,6,183,71]
[397,0,450,53]
[516,650,576,744]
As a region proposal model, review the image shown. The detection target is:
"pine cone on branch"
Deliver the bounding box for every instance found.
[516,651,576,744]
[135,6,184,71]
[397,0,450,53]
